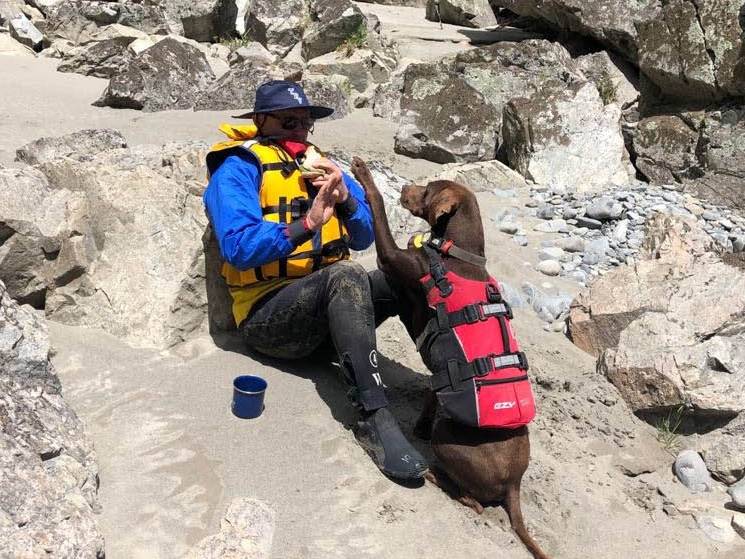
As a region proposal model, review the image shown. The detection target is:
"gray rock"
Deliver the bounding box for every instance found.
[227,41,276,66]
[0,280,104,556]
[57,36,136,78]
[16,128,127,165]
[586,196,623,221]
[734,237,745,253]
[394,63,499,163]
[306,47,395,95]
[675,450,713,493]
[533,219,567,233]
[95,37,216,111]
[499,221,518,235]
[536,259,561,276]
[302,0,366,61]
[244,0,306,58]
[425,0,498,28]
[537,205,556,220]
[301,74,351,120]
[575,216,602,230]
[163,0,238,42]
[557,236,585,253]
[695,515,736,544]
[194,58,301,112]
[514,234,528,247]
[633,115,700,185]
[702,414,745,484]
[9,13,44,50]
[733,513,745,541]
[728,477,745,510]
[538,247,565,261]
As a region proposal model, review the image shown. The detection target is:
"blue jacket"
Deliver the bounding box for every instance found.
[204,149,374,270]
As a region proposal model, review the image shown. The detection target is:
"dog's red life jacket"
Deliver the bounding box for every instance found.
[416,238,536,429]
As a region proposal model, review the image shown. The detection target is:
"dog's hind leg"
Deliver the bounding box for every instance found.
[414,390,437,440]
[504,481,551,559]
[426,466,485,514]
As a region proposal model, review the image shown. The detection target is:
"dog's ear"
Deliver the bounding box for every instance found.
[427,188,460,228]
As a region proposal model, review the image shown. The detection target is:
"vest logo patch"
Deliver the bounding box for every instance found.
[493,401,516,410]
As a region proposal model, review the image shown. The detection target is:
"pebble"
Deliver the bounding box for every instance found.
[727,477,745,510]
[586,196,623,221]
[513,235,528,247]
[702,210,719,221]
[538,247,565,261]
[733,513,745,541]
[674,450,712,493]
[536,260,561,276]
[550,320,565,332]
[557,236,585,253]
[695,515,736,543]
[735,237,745,253]
[537,205,556,220]
[533,219,567,233]
[499,222,519,234]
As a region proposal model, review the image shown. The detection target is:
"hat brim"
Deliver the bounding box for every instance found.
[232,105,335,120]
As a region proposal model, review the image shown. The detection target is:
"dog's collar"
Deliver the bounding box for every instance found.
[413,232,487,268]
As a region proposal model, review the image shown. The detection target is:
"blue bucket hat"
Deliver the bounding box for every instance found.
[233,80,334,120]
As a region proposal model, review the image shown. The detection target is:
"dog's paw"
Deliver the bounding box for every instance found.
[350,156,374,188]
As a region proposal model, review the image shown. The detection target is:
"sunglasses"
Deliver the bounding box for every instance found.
[266,114,315,131]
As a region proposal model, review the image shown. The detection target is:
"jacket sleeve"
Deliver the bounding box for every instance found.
[338,170,375,251]
[203,152,297,270]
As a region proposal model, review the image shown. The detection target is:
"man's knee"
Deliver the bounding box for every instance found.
[327,260,370,294]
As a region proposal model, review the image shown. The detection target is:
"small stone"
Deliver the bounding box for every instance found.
[513,235,528,247]
[586,196,623,221]
[538,247,565,261]
[562,208,578,220]
[674,450,713,493]
[719,218,735,230]
[575,216,602,230]
[550,320,565,332]
[733,513,745,540]
[734,237,745,253]
[728,478,745,510]
[499,222,519,235]
[695,515,736,543]
[557,236,585,253]
[492,188,517,198]
[536,260,561,276]
[702,210,719,221]
[537,205,556,220]
[662,191,678,203]
[533,219,567,233]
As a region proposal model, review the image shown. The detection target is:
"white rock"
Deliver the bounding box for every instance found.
[536,260,561,276]
[695,515,736,543]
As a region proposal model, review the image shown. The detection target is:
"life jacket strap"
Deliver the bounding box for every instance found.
[431,352,529,391]
[422,245,452,297]
[427,236,486,267]
[415,301,513,350]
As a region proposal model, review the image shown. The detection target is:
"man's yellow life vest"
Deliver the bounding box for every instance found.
[206,124,351,325]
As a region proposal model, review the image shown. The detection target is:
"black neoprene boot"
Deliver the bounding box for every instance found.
[356,407,428,480]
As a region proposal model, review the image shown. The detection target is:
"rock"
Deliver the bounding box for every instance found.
[188,498,275,558]
[423,159,528,192]
[557,236,585,253]
[244,0,306,58]
[301,74,351,120]
[394,62,500,163]
[586,196,623,221]
[0,166,93,308]
[695,515,736,544]
[733,513,745,540]
[302,0,366,61]
[499,222,518,235]
[538,247,565,261]
[227,41,276,66]
[56,36,135,78]
[571,214,745,416]
[611,219,629,243]
[637,1,745,101]
[575,50,639,108]
[514,234,528,247]
[9,13,43,50]
[536,260,561,276]
[533,219,567,233]
[193,58,301,112]
[16,128,127,165]
[674,450,713,493]
[372,67,405,119]
[503,81,629,192]
[95,37,216,111]
[162,0,238,43]
[306,47,395,95]
[0,280,104,556]
[575,216,602,230]
[701,414,745,484]
[727,476,745,510]
[633,115,701,184]
[425,0,498,28]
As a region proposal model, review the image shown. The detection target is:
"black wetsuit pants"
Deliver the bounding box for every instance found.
[239,261,410,412]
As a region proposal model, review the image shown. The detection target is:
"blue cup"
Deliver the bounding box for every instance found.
[232,375,267,419]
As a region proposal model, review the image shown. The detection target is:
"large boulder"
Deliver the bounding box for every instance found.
[306,47,395,96]
[569,214,745,416]
[8,13,44,50]
[502,80,630,191]
[701,413,745,484]
[425,0,498,28]
[633,114,701,184]
[33,140,210,348]
[94,37,216,111]
[394,62,500,163]
[0,166,93,308]
[301,74,351,120]
[193,58,302,111]
[160,0,238,42]
[16,128,128,165]
[302,0,366,61]
[56,36,135,78]
[0,280,104,556]
[637,0,745,101]
[244,0,306,58]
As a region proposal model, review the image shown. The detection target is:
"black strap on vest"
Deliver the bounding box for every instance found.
[431,352,529,391]
[415,301,513,351]
[423,245,452,297]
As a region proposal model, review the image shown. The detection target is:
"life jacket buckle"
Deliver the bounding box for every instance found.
[463,304,482,324]
[486,283,502,303]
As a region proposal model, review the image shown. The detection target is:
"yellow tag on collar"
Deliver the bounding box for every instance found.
[412,234,425,248]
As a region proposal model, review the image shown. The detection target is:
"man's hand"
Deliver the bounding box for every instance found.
[305,182,340,232]
[311,158,348,203]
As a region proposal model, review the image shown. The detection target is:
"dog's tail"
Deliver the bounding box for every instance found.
[505,482,551,559]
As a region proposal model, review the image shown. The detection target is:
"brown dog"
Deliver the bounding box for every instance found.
[350,157,549,559]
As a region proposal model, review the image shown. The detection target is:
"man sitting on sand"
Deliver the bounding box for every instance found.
[203,80,427,480]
